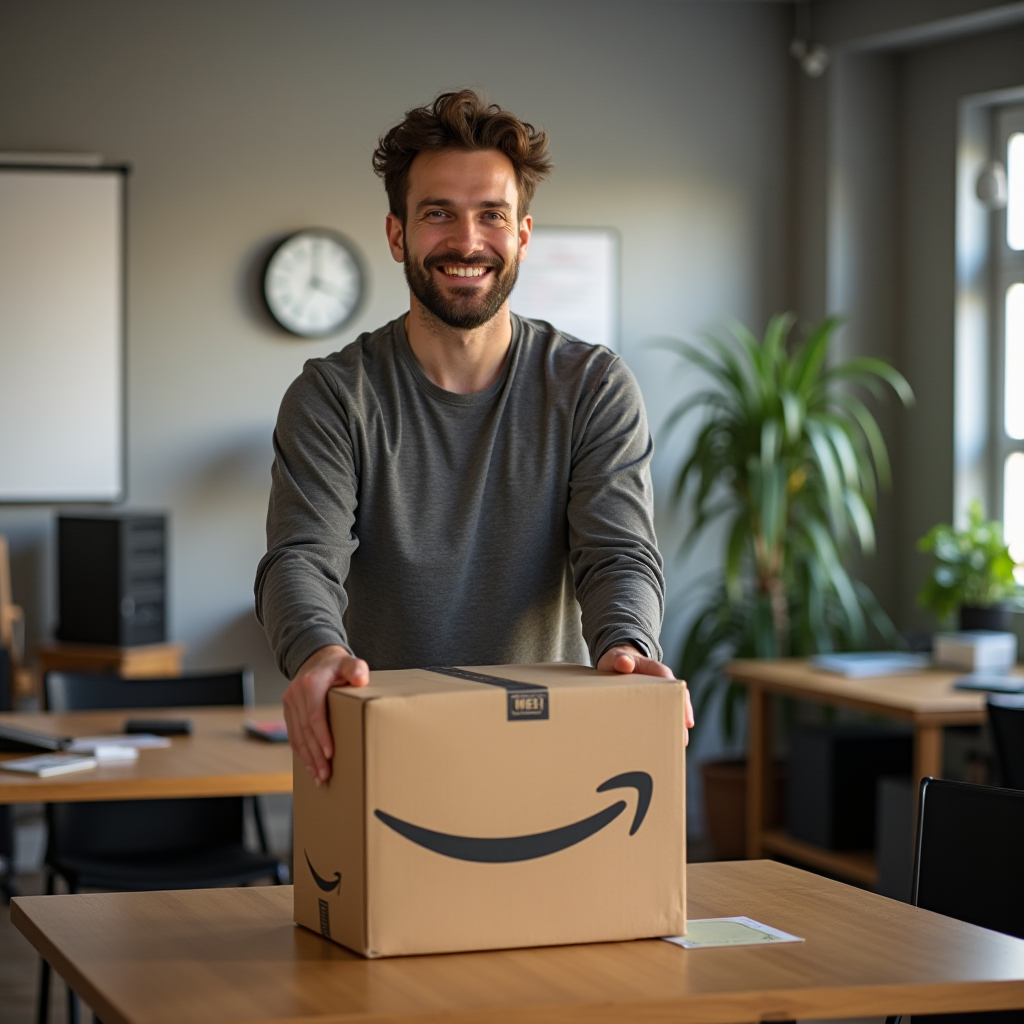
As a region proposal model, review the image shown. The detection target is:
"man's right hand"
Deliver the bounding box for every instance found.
[283,644,368,785]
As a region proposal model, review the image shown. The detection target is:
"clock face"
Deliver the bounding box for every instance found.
[263,230,364,338]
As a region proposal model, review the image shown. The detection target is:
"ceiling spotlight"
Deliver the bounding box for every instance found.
[790,38,830,78]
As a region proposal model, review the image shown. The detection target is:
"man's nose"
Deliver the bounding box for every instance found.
[444,217,485,256]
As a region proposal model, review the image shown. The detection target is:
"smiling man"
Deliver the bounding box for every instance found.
[256,90,692,783]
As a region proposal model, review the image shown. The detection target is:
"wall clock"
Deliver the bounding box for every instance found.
[263,229,365,338]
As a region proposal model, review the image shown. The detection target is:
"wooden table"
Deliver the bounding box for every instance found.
[12,859,1024,1024]
[725,657,1011,886]
[0,706,291,803]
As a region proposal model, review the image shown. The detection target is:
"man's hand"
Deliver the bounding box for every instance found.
[597,644,696,746]
[283,644,368,785]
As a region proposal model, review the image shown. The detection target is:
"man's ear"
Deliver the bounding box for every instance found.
[517,214,533,263]
[385,212,405,263]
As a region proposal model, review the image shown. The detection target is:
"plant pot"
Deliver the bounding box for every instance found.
[701,759,787,861]
[958,604,1012,632]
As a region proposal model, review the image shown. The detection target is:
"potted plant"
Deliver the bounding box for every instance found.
[658,313,914,857]
[917,501,1023,631]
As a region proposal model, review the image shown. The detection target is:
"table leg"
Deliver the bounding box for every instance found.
[746,685,772,859]
[913,724,943,784]
[911,722,944,820]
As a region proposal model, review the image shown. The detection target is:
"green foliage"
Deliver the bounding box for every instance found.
[659,314,914,740]
[916,501,1023,626]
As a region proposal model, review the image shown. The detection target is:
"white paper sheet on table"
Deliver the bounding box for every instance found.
[66,734,171,753]
[663,916,804,949]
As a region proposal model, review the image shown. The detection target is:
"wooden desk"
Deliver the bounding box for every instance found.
[725,657,1013,885]
[0,706,291,803]
[13,860,1024,1024]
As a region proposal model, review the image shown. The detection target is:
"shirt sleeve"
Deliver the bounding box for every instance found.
[567,355,666,665]
[254,363,358,679]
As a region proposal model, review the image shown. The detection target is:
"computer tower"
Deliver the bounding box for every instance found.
[57,513,167,646]
[787,725,913,850]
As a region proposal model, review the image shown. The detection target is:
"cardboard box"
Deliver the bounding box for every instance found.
[293,663,686,957]
[933,631,1017,673]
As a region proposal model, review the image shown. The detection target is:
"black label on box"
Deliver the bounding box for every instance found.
[506,689,548,720]
[318,898,331,939]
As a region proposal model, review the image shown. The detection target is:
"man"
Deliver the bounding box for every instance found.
[256,90,693,784]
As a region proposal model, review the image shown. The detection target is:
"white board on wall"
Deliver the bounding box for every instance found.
[0,166,125,502]
[510,226,619,350]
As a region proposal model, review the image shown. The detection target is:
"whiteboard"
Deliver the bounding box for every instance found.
[511,227,618,350]
[0,167,125,502]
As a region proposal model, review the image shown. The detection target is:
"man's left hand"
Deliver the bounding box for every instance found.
[597,645,696,746]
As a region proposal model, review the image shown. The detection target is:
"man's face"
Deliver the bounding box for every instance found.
[385,148,531,330]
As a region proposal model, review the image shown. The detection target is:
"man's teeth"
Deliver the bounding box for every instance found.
[442,266,487,277]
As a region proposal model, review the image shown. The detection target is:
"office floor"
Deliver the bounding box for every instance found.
[0,805,883,1024]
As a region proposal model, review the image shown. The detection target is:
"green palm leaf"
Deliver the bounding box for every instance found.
[653,312,915,741]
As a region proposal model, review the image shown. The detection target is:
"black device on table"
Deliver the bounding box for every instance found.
[123,717,192,736]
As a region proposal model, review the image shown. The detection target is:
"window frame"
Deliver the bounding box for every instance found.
[990,107,1024,563]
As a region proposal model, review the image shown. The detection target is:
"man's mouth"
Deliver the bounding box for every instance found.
[440,265,491,279]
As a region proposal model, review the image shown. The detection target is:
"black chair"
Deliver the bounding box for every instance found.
[886,778,1024,1024]
[988,694,1024,790]
[0,646,14,902]
[38,669,287,1024]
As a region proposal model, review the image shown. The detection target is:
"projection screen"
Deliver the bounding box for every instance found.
[0,165,126,503]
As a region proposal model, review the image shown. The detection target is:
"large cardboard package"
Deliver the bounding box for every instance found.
[293,663,686,958]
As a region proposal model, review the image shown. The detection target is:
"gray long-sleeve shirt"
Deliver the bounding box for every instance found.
[255,314,664,678]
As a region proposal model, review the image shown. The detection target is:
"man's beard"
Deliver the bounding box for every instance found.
[404,249,519,330]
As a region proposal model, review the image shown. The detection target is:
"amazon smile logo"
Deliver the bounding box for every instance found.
[304,850,341,893]
[373,771,652,863]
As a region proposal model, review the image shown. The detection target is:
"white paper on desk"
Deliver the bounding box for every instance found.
[0,753,98,776]
[663,917,804,949]
[93,744,140,762]
[67,734,171,753]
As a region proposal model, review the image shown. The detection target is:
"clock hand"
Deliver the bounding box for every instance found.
[310,239,323,289]
[314,280,347,300]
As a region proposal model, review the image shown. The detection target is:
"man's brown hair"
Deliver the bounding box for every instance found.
[372,89,552,223]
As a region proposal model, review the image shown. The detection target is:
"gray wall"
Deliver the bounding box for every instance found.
[0,0,792,705]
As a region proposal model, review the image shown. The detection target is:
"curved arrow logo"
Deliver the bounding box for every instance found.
[373,771,652,863]
[304,849,341,892]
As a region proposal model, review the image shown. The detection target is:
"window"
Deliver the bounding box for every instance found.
[994,106,1024,580]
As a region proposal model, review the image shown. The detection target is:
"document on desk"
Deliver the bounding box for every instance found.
[66,734,171,753]
[664,916,804,949]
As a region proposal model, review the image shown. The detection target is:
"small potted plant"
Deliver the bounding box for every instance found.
[917,501,1023,631]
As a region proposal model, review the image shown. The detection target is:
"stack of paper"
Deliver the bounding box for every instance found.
[811,652,929,678]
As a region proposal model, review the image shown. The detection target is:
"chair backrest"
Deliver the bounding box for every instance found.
[913,778,1024,940]
[988,694,1024,790]
[44,669,254,712]
[44,668,254,862]
[0,646,10,713]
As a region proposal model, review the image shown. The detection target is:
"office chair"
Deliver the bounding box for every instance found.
[38,669,288,1024]
[987,694,1024,790]
[885,778,1024,1024]
[0,646,15,902]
